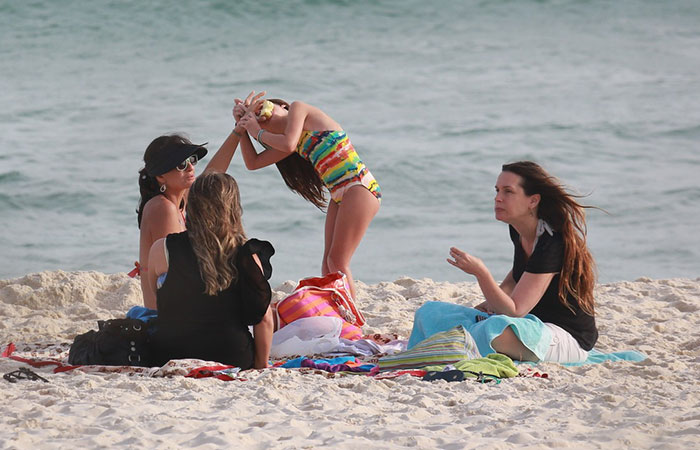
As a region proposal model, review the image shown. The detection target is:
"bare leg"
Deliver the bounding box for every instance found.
[253,305,274,369]
[491,326,538,362]
[322,201,339,276]
[326,186,380,299]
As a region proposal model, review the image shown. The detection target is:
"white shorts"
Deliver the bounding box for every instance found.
[543,323,589,363]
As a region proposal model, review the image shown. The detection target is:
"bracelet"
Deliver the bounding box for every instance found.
[232,129,243,138]
[256,129,265,143]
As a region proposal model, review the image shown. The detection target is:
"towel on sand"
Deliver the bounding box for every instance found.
[424,353,519,379]
[409,302,552,360]
[409,301,647,365]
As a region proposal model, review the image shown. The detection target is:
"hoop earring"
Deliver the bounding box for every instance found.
[160,184,166,193]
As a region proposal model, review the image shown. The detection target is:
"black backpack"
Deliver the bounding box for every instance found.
[68,319,153,367]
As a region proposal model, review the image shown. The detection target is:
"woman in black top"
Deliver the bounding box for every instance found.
[447,161,597,363]
[146,172,275,369]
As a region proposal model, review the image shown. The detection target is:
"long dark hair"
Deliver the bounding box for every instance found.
[187,173,247,295]
[268,99,327,210]
[136,134,191,228]
[502,161,597,316]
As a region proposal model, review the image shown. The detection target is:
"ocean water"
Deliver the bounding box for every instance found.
[1,0,699,287]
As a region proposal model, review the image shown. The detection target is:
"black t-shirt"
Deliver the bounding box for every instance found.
[510,225,598,350]
[150,232,274,368]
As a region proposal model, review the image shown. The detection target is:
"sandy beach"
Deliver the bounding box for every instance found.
[1,271,699,449]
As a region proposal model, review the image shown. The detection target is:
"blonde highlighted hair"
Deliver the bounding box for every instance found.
[186,172,247,295]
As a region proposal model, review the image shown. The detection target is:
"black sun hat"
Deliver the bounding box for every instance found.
[145,141,208,176]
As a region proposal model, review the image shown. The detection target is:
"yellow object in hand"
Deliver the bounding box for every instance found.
[258,100,274,119]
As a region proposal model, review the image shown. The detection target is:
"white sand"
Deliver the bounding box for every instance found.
[1,271,699,449]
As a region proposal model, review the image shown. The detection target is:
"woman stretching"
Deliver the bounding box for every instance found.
[146,173,274,369]
[411,161,597,363]
[235,92,381,299]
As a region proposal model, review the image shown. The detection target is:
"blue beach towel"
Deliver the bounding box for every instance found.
[281,356,356,368]
[409,301,647,365]
[409,301,552,361]
[574,349,646,366]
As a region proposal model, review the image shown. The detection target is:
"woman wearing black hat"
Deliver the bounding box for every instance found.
[136,134,206,309]
[135,95,263,309]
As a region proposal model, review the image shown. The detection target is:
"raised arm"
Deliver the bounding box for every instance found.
[237,126,291,170]
[203,128,243,174]
[448,247,554,317]
[238,101,314,153]
[204,92,267,174]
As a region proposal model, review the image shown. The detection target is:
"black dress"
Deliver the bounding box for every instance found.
[150,232,274,369]
[510,225,598,350]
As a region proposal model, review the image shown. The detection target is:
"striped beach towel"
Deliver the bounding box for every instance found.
[377,325,480,371]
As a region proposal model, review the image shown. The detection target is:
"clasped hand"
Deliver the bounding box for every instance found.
[232,90,266,135]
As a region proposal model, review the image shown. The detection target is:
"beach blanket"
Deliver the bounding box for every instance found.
[281,356,356,368]
[2,342,247,380]
[409,301,647,365]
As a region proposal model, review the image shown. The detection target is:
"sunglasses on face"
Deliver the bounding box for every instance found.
[176,155,198,171]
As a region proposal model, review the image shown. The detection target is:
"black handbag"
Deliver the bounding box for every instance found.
[68,318,153,367]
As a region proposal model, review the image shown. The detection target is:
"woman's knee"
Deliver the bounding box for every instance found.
[491,327,538,362]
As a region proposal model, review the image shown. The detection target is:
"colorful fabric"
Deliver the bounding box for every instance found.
[409,302,647,365]
[362,332,402,344]
[423,353,519,379]
[296,130,381,203]
[378,325,481,372]
[125,306,158,324]
[300,358,375,373]
[127,261,142,278]
[276,272,364,340]
[2,342,239,378]
[186,365,245,381]
[280,356,355,369]
[409,301,553,361]
[374,369,427,380]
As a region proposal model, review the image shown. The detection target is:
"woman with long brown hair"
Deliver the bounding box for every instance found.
[233,91,381,299]
[146,172,275,369]
[411,161,597,363]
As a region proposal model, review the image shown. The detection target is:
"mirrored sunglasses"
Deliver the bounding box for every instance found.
[176,155,198,171]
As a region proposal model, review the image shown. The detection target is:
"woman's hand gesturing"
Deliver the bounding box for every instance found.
[447,247,487,277]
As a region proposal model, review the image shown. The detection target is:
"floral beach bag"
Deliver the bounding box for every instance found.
[276,272,366,340]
